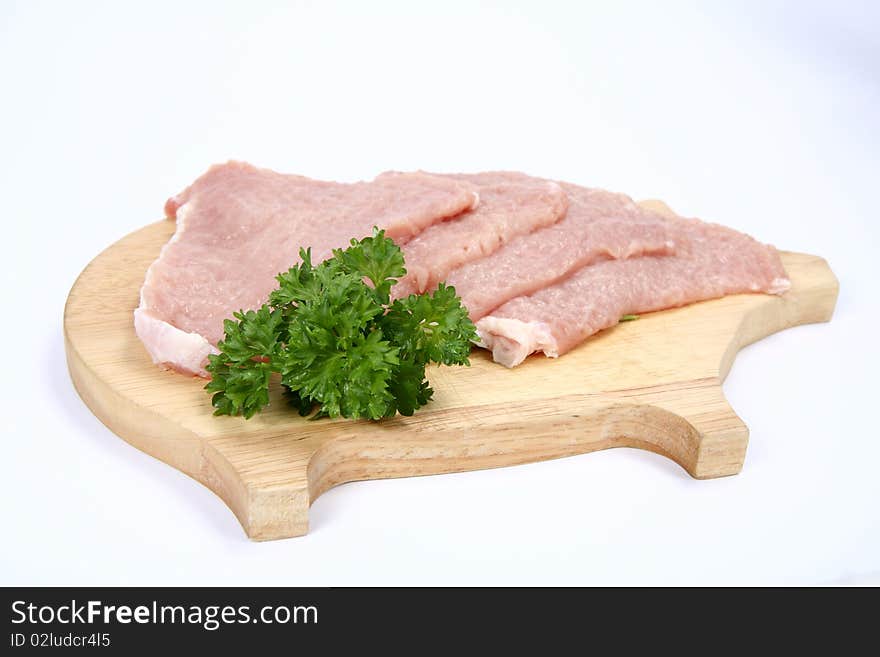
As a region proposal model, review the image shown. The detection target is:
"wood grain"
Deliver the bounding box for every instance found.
[63,201,839,540]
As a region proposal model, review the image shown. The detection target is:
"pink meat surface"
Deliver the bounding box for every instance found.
[476,216,791,367]
[390,172,569,298]
[446,182,676,320]
[135,161,478,376]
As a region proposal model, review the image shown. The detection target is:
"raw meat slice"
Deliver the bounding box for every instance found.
[476,216,790,367]
[135,161,478,376]
[445,183,676,320]
[389,172,569,298]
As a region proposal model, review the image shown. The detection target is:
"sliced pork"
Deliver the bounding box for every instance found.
[476,216,790,367]
[446,183,676,320]
[135,161,478,376]
[390,172,569,298]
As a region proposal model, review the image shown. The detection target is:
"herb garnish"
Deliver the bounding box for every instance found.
[205,229,476,420]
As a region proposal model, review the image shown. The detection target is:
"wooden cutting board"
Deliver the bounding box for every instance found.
[64,201,838,540]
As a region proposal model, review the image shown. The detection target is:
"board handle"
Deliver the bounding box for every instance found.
[603,380,750,478]
[303,381,748,500]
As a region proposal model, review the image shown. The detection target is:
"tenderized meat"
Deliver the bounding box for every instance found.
[445,182,676,320]
[389,172,569,298]
[135,161,478,376]
[476,215,791,367]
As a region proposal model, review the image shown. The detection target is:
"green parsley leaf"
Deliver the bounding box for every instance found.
[380,283,476,366]
[332,227,406,305]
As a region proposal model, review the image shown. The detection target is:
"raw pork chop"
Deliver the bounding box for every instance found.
[390,172,569,298]
[476,216,790,367]
[135,161,478,376]
[446,183,676,320]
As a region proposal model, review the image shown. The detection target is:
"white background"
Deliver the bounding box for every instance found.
[2,0,877,585]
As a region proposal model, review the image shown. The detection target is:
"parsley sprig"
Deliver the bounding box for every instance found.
[205,229,476,420]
